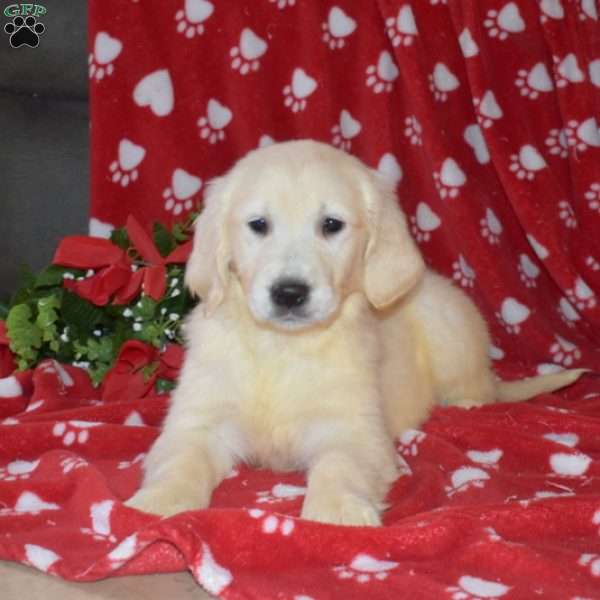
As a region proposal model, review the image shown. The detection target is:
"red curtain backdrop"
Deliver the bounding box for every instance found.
[0,2,599,599]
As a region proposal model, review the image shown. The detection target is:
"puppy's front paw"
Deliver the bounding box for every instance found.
[301,492,381,527]
[125,486,207,517]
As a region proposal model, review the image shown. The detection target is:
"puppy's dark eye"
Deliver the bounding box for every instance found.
[322,217,345,236]
[248,218,269,235]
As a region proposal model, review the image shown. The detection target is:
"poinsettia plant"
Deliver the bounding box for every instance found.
[2,213,199,389]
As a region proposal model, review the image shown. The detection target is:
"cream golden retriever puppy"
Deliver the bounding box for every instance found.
[127,140,583,526]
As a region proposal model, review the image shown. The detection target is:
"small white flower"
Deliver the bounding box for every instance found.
[133,323,142,332]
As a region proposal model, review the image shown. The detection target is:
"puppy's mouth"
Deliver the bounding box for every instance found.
[270,307,313,329]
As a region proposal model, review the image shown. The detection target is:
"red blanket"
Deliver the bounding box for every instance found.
[3,0,600,598]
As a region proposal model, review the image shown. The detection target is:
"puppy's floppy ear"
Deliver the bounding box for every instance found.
[362,171,425,310]
[184,177,231,315]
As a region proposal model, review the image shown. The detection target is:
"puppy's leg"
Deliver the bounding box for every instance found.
[300,426,398,526]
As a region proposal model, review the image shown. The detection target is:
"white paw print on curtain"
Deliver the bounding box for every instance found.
[539,0,564,23]
[109,139,145,187]
[552,53,585,87]
[496,298,530,334]
[197,99,233,144]
[585,182,600,213]
[464,124,490,164]
[404,115,423,145]
[163,169,202,216]
[550,335,581,366]
[230,29,268,75]
[515,62,554,99]
[434,158,466,199]
[331,110,361,151]
[365,51,399,94]
[133,69,174,117]
[576,0,598,21]
[473,91,503,128]
[174,0,214,38]
[483,2,525,40]
[558,297,580,327]
[480,208,502,245]
[518,254,540,288]
[283,68,317,112]
[385,5,418,48]
[377,153,403,186]
[321,6,356,49]
[452,255,476,288]
[89,32,122,81]
[410,202,440,242]
[459,28,479,58]
[428,62,460,102]
[509,145,547,180]
[566,277,596,311]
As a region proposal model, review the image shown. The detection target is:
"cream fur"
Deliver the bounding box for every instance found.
[126,140,584,526]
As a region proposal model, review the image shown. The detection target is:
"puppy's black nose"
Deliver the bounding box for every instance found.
[270,279,310,309]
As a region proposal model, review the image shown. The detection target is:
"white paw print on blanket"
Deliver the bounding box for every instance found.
[515,63,554,99]
[197,99,233,144]
[539,0,564,22]
[256,483,307,504]
[428,62,459,102]
[480,208,502,245]
[52,421,101,447]
[566,277,596,311]
[175,0,214,38]
[321,6,356,49]
[558,200,577,228]
[576,0,598,21]
[509,145,547,180]
[230,28,268,75]
[585,182,600,213]
[496,298,530,334]
[434,158,466,199]
[549,451,591,476]
[473,91,503,128]
[410,202,441,242]
[483,3,525,40]
[333,553,399,583]
[60,456,88,474]
[106,534,139,570]
[109,139,145,187]
[118,453,146,470]
[398,429,426,457]
[40,360,74,388]
[283,68,317,112]
[579,553,600,577]
[331,110,361,151]
[467,449,503,470]
[445,467,490,497]
[163,169,202,216]
[447,575,510,599]
[193,543,233,596]
[385,5,418,47]
[518,254,540,288]
[452,255,476,288]
[549,335,581,367]
[0,459,40,481]
[0,491,59,516]
[404,115,423,145]
[552,54,585,87]
[545,127,569,158]
[365,51,399,94]
[24,544,61,574]
[88,32,122,81]
[558,297,580,327]
[248,509,295,535]
[81,500,117,543]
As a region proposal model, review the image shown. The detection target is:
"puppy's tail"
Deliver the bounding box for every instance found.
[496,369,589,402]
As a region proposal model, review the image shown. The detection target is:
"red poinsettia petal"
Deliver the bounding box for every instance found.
[165,240,193,264]
[158,343,185,379]
[126,216,163,265]
[53,236,124,269]
[143,265,167,301]
[113,269,144,305]
[65,264,132,306]
[112,340,157,373]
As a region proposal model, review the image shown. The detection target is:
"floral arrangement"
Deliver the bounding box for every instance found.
[0,214,198,393]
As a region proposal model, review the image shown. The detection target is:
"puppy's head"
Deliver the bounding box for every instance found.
[185,140,424,330]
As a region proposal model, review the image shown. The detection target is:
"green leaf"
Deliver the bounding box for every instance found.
[171,223,190,242]
[153,222,177,257]
[6,303,42,368]
[34,265,74,289]
[132,295,157,321]
[36,294,61,352]
[110,227,130,250]
[61,291,105,335]
[155,378,177,394]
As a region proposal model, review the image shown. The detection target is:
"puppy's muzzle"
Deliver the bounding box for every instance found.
[270,279,310,310]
